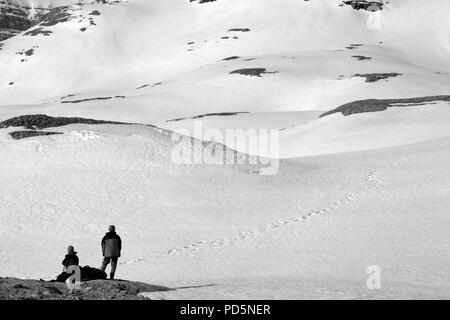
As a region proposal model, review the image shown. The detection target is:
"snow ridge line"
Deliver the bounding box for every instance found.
[121,149,424,266]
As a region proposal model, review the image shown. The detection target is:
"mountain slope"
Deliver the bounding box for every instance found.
[0,0,449,123]
[0,0,81,41]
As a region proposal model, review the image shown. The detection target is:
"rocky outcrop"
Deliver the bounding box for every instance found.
[9,130,63,139]
[342,1,383,12]
[320,95,450,118]
[167,112,249,122]
[0,114,127,130]
[0,0,48,41]
[0,277,171,300]
[0,1,79,42]
[352,72,401,82]
[190,0,218,3]
[229,68,278,77]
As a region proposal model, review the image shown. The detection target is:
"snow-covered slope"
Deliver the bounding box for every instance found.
[160,100,450,158]
[0,0,449,121]
[0,121,449,299]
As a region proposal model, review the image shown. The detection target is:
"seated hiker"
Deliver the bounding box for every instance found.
[53,246,80,283]
[62,245,79,272]
[100,225,122,280]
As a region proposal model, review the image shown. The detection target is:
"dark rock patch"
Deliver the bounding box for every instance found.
[60,94,75,100]
[342,1,383,12]
[61,97,113,103]
[190,0,218,3]
[229,68,278,77]
[228,28,250,32]
[9,131,63,140]
[23,27,52,36]
[38,6,73,27]
[89,10,101,16]
[168,112,249,122]
[222,56,240,61]
[346,44,363,50]
[137,82,162,89]
[320,95,450,118]
[0,114,126,130]
[60,96,126,103]
[352,55,372,61]
[352,72,401,82]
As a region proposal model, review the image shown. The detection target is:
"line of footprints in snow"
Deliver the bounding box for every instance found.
[122,149,432,265]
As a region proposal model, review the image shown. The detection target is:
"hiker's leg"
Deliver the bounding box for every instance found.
[100,257,110,272]
[110,257,118,274]
[110,257,118,279]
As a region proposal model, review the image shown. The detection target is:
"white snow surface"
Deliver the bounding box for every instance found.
[0,0,449,299]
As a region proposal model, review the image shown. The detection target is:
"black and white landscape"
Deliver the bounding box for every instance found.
[0,0,449,300]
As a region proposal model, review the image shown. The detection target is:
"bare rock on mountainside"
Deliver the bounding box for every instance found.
[190,0,218,4]
[352,55,372,61]
[38,6,73,27]
[352,72,401,82]
[320,95,450,117]
[9,130,64,140]
[229,68,278,77]
[0,0,37,41]
[0,277,171,300]
[167,111,249,122]
[0,1,93,41]
[342,1,383,12]
[0,0,72,41]
[0,114,127,130]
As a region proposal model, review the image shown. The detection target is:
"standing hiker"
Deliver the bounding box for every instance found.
[100,225,122,280]
[62,245,79,272]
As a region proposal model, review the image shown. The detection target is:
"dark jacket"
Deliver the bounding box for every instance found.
[62,252,79,268]
[101,232,122,257]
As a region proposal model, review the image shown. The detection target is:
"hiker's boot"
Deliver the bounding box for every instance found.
[110,272,115,280]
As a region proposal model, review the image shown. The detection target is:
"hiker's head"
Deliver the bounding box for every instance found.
[67,245,75,254]
[109,225,116,233]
